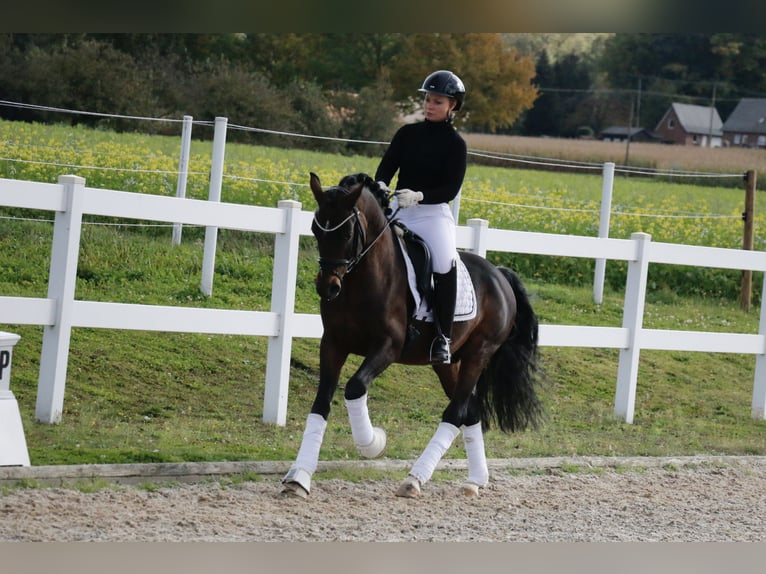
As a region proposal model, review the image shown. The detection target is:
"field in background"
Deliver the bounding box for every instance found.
[464,133,766,176]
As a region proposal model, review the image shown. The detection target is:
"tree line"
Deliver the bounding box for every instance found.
[1,33,764,153]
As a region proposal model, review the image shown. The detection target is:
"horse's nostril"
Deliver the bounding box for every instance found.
[327,284,341,299]
[316,274,342,300]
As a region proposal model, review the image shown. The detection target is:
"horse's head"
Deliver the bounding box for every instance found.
[309,172,388,301]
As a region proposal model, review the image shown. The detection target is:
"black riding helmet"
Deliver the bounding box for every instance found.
[418,70,465,111]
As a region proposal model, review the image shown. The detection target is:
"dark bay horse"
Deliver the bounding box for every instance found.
[282,172,543,498]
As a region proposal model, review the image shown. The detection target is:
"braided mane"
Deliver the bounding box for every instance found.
[337,173,391,214]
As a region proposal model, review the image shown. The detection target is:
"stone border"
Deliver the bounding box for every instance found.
[3,455,765,486]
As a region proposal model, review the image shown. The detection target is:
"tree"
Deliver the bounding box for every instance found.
[239,33,320,88]
[599,34,730,129]
[522,52,556,136]
[388,33,538,132]
[332,74,399,156]
[709,34,766,118]
[307,34,404,91]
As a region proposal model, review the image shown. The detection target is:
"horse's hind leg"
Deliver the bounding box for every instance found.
[396,421,461,497]
[461,424,488,496]
[396,361,488,498]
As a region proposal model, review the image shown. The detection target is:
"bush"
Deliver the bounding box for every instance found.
[1,40,159,130]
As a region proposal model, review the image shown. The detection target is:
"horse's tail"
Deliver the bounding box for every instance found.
[476,266,544,433]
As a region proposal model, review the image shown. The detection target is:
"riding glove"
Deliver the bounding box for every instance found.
[396,188,423,208]
[376,181,390,193]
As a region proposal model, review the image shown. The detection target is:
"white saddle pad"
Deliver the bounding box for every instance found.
[397,237,477,323]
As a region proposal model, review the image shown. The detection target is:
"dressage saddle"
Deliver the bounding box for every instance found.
[392,220,434,310]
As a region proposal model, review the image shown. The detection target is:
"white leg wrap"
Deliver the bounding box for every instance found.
[463,422,489,487]
[282,413,327,492]
[409,422,460,485]
[345,394,374,448]
[358,427,387,458]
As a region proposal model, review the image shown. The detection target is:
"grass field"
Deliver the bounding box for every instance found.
[464,132,766,176]
[1,119,765,466]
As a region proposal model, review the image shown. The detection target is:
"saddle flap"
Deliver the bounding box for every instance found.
[393,221,433,304]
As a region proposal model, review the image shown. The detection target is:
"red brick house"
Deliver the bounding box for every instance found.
[654,103,723,147]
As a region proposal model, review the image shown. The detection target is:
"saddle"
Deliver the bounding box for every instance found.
[392,220,434,309]
[392,220,477,324]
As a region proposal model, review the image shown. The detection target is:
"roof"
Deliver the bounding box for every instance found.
[722,98,766,134]
[600,126,651,137]
[665,103,723,136]
[600,126,659,141]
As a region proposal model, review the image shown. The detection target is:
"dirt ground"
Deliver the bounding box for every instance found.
[1,456,765,542]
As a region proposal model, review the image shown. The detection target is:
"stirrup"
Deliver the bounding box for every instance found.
[429,335,451,364]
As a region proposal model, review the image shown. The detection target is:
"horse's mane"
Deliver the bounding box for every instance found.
[337,173,391,215]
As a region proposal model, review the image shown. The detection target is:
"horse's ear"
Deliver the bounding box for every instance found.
[309,172,324,204]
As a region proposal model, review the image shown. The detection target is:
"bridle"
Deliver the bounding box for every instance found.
[312,186,398,281]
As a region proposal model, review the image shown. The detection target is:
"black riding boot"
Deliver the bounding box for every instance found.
[430,264,457,364]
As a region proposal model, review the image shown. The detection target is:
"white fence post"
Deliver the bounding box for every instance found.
[200,116,228,296]
[751,275,766,419]
[593,162,615,304]
[466,218,489,258]
[172,115,193,246]
[36,175,85,424]
[614,232,652,423]
[263,200,303,425]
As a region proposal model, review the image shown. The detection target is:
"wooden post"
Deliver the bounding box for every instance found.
[741,170,756,312]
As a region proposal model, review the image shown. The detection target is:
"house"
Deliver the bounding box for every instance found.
[599,126,659,143]
[722,98,766,148]
[654,103,723,147]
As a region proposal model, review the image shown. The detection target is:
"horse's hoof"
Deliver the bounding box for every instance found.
[395,476,421,498]
[281,467,311,498]
[281,481,309,499]
[461,482,480,497]
[358,427,386,458]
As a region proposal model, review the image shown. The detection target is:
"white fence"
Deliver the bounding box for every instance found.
[2,174,766,428]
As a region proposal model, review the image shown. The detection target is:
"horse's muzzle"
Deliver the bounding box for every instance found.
[315,270,342,301]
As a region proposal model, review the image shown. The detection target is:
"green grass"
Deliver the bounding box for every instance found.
[1,119,765,466]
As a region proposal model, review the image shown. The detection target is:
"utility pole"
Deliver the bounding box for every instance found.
[624,77,641,166]
[708,81,717,148]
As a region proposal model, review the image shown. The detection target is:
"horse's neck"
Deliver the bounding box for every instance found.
[358,201,399,271]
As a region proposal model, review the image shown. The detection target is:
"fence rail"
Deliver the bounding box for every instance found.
[2,175,766,428]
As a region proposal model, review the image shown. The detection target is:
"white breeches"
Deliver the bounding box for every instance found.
[393,201,457,274]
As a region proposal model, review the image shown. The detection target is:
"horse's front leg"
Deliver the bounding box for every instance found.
[282,338,347,498]
[344,350,396,459]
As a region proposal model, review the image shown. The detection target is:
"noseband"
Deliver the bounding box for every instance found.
[312,186,395,282]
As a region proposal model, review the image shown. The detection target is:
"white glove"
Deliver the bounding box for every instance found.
[376,180,390,193]
[395,188,423,208]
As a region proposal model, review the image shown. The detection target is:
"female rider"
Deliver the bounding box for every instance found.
[375,69,467,364]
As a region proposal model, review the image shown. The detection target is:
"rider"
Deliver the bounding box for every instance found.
[375,69,467,364]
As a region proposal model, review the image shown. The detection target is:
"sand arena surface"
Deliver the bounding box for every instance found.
[1,456,765,542]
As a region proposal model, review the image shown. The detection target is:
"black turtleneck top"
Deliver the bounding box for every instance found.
[374,120,467,205]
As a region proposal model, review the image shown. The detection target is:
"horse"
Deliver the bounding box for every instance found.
[282,172,543,499]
